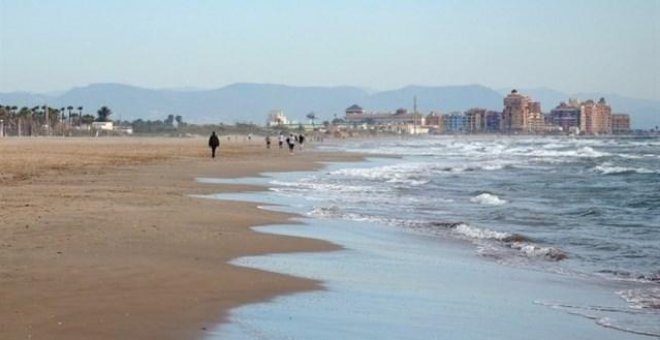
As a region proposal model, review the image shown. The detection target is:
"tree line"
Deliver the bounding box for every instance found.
[0,105,112,136]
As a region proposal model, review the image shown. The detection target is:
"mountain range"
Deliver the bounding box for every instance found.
[1,83,658,129]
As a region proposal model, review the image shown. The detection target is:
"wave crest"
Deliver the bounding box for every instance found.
[470,193,507,205]
[617,287,660,310]
[593,164,657,175]
[428,222,566,262]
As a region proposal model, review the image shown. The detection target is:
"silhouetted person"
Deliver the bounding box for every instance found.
[208,131,220,158]
[286,134,295,154]
[299,134,305,150]
[265,135,271,149]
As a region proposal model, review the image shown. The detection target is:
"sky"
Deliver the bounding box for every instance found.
[1,0,659,100]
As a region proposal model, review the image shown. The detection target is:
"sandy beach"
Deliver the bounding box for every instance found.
[0,136,360,339]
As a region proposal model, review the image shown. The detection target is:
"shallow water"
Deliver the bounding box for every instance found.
[202,136,660,338]
[208,215,654,339]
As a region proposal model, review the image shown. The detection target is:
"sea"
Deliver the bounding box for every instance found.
[204,135,660,339]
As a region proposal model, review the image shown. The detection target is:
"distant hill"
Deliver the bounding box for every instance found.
[1,83,657,129]
[366,85,502,113]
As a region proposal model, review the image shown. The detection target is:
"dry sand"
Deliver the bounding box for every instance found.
[0,136,361,339]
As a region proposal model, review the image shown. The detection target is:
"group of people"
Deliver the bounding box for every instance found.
[276,133,305,154]
[208,131,306,158]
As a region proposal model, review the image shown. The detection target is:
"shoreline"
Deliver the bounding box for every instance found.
[0,137,361,339]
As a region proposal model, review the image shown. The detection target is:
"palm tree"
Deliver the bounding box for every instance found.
[67,106,74,124]
[17,107,31,136]
[6,106,17,136]
[40,105,49,133]
[77,106,83,126]
[30,106,41,136]
[306,112,316,127]
[59,107,66,129]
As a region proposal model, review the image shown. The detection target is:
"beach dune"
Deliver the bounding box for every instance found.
[0,137,356,339]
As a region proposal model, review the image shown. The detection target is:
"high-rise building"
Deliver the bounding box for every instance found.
[485,111,501,132]
[502,89,539,133]
[502,90,528,132]
[465,108,487,133]
[550,102,581,133]
[611,113,631,134]
[444,112,466,132]
[425,112,443,127]
[528,102,544,133]
[580,98,612,135]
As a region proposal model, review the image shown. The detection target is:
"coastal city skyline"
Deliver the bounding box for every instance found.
[1,81,657,129]
[1,1,658,101]
[268,89,633,135]
[1,87,637,137]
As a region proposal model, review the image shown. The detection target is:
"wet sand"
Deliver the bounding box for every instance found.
[0,136,360,339]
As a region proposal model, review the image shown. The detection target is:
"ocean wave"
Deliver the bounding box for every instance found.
[331,164,428,181]
[385,177,430,186]
[593,164,657,175]
[596,269,660,284]
[439,166,473,173]
[534,300,660,337]
[525,146,610,158]
[426,222,566,261]
[617,287,660,310]
[508,242,567,261]
[576,146,608,157]
[307,207,418,227]
[453,223,510,240]
[596,317,660,338]
[435,161,516,173]
[470,193,507,205]
[328,163,434,186]
[270,180,385,193]
[481,163,505,171]
[307,206,340,218]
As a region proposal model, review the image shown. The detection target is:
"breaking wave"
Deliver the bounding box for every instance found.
[270,180,382,193]
[470,193,507,205]
[427,222,567,261]
[593,163,657,175]
[617,287,660,310]
[329,164,430,186]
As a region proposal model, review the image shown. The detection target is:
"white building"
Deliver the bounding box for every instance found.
[91,121,114,130]
[267,110,289,127]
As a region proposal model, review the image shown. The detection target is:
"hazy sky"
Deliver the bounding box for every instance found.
[1,0,658,99]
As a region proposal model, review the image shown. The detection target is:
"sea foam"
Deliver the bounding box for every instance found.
[617,287,660,310]
[593,164,657,175]
[470,193,507,205]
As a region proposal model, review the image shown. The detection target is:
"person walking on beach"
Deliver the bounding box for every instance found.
[208,131,220,158]
[298,134,305,151]
[286,134,295,154]
[265,135,271,149]
[278,133,284,149]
